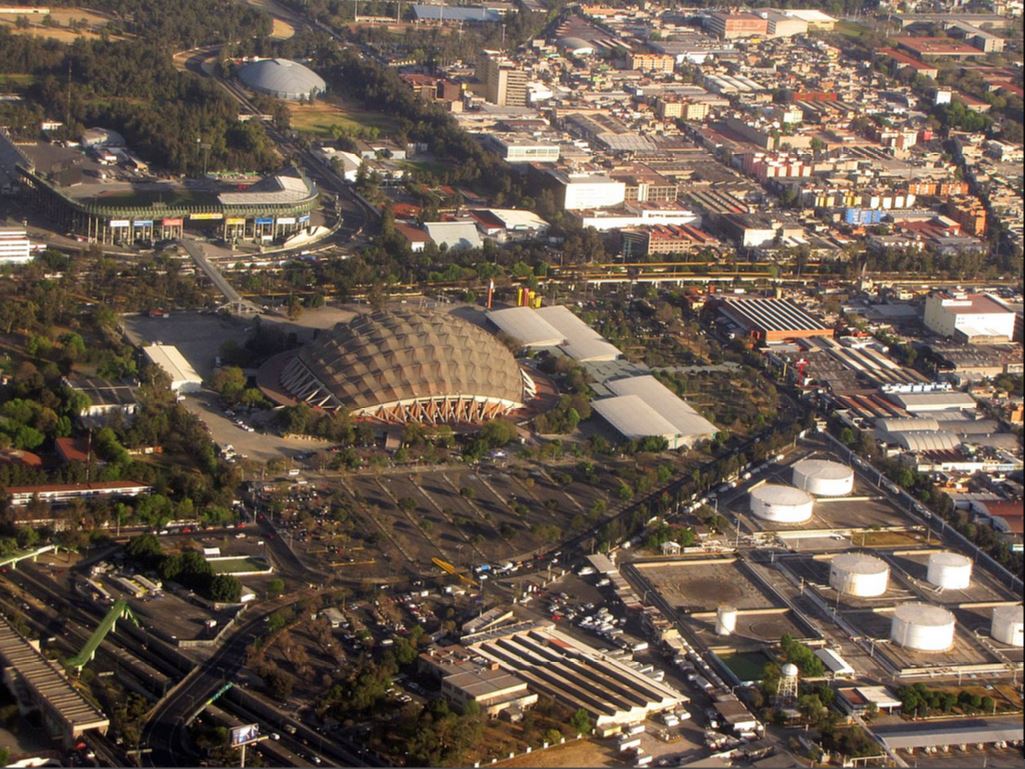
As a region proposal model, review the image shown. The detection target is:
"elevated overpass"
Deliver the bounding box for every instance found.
[0,616,109,746]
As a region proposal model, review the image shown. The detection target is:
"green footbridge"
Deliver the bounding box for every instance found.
[67,599,140,672]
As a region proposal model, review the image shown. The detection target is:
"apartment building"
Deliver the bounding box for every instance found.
[480,51,528,107]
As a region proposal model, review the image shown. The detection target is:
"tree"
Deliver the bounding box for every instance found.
[211,366,246,403]
[209,574,242,603]
[569,707,592,735]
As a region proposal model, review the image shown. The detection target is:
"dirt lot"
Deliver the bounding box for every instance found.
[635,559,780,612]
[498,738,620,768]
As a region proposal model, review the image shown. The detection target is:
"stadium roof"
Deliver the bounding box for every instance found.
[238,58,326,99]
[487,307,565,348]
[412,4,502,22]
[279,308,526,421]
[218,172,315,206]
[606,375,716,441]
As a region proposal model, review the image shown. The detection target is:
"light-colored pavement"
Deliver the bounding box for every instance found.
[181,391,329,461]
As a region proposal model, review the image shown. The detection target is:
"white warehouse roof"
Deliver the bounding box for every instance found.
[592,395,685,450]
[886,391,976,413]
[487,307,565,348]
[560,337,622,362]
[813,648,855,677]
[606,375,716,444]
[536,305,623,362]
[142,345,202,393]
[423,221,483,251]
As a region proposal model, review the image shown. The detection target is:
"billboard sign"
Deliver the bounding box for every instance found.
[109,220,130,228]
[162,218,183,226]
[276,217,296,225]
[133,220,154,227]
[226,217,246,225]
[190,212,224,221]
[230,724,260,747]
[254,217,274,225]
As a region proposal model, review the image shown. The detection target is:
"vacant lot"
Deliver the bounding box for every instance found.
[499,738,619,768]
[0,8,124,42]
[287,98,396,138]
[635,559,779,612]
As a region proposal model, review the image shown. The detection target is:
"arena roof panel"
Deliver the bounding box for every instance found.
[279,308,527,423]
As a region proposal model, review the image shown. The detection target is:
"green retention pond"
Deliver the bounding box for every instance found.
[720,650,774,683]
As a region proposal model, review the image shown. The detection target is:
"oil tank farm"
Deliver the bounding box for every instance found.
[829,553,890,597]
[791,459,854,497]
[925,551,973,590]
[890,603,956,652]
[991,605,1023,647]
[749,484,814,523]
[238,58,326,100]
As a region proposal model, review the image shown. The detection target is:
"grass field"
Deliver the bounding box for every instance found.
[209,556,270,574]
[287,98,396,138]
[0,73,35,87]
[0,8,124,43]
[856,530,923,548]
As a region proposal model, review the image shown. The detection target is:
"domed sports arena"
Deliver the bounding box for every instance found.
[238,58,326,101]
[273,308,536,424]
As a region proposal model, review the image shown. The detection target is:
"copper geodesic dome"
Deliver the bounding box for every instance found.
[279,308,531,424]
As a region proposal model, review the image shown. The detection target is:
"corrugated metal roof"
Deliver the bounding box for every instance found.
[487,307,565,347]
[593,395,680,442]
[606,375,716,439]
[892,430,962,452]
[878,719,1023,750]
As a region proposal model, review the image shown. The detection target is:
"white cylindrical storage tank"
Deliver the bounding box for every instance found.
[829,553,890,597]
[890,603,956,651]
[926,551,972,590]
[749,484,814,523]
[715,605,737,636]
[991,605,1024,647]
[791,459,854,497]
[780,662,799,679]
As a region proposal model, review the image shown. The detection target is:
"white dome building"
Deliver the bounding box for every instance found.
[238,58,326,100]
[792,459,854,496]
[991,605,1023,647]
[749,484,814,523]
[890,603,956,651]
[925,552,973,590]
[829,553,890,597]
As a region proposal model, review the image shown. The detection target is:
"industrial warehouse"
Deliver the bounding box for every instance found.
[0,131,318,245]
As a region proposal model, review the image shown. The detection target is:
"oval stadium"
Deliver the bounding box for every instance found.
[268,308,537,424]
[238,58,326,101]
